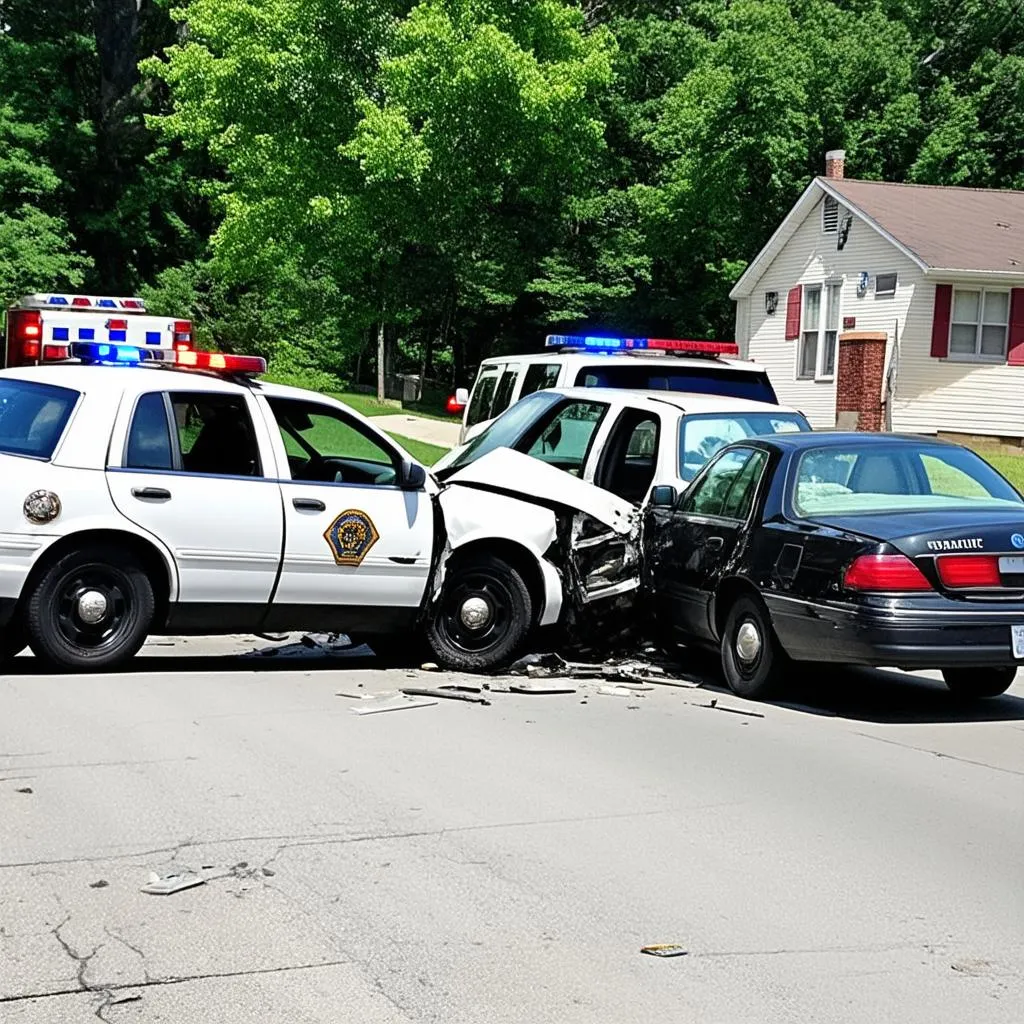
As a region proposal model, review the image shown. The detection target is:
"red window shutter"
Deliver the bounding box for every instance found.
[784,285,802,340]
[1008,288,1024,365]
[930,284,952,358]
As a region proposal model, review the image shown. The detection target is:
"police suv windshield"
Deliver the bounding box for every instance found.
[575,364,777,404]
[0,379,78,459]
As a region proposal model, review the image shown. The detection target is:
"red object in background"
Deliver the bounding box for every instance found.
[446,394,466,415]
[842,316,856,330]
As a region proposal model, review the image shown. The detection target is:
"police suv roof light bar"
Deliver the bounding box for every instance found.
[544,335,740,357]
[68,341,266,374]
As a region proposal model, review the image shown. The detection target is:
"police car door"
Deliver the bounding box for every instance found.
[107,387,285,626]
[259,396,434,629]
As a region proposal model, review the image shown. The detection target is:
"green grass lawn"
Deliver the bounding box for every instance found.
[332,391,458,423]
[385,433,448,466]
[975,450,1024,493]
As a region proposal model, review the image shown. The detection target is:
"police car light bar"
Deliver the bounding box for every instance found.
[68,342,266,374]
[544,335,740,356]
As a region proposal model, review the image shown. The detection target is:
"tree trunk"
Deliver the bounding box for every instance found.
[376,320,386,401]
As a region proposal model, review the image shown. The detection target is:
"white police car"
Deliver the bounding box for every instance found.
[0,341,633,672]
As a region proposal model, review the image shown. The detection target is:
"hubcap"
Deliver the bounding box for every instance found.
[77,589,109,625]
[459,596,492,629]
[735,620,761,662]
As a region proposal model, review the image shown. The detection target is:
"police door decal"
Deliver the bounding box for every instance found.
[323,509,380,566]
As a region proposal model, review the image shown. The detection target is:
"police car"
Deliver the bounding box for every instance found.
[448,335,780,445]
[0,339,634,673]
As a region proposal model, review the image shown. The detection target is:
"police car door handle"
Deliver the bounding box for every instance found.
[292,497,326,512]
[131,487,171,501]
[707,535,724,550]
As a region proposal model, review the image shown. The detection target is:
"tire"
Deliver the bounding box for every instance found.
[25,544,155,672]
[720,594,785,700]
[941,667,1016,699]
[426,553,532,672]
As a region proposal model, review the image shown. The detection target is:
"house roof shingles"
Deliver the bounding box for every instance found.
[823,178,1024,274]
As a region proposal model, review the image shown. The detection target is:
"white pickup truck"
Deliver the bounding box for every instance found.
[0,342,632,672]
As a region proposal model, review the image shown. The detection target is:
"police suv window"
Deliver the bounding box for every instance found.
[490,365,521,418]
[173,394,262,477]
[267,398,399,486]
[519,362,560,398]
[466,371,499,428]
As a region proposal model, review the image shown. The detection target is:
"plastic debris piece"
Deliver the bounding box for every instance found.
[15,787,33,794]
[336,688,400,700]
[509,681,577,695]
[351,694,438,715]
[108,992,143,1005]
[89,879,109,889]
[694,701,764,719]
[420,662,440,671]
[641,944,689,958]
[597,685,639,697]
[261,867,276,877]
[401,687,491,705]
[141,872,205,896]
[509,652,568,676]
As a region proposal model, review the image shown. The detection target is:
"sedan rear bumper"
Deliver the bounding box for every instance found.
[766,594,1024,669]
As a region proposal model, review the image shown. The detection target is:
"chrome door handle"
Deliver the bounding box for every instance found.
[131,487,171,501]
[707,536,724,550]
[292,498,326,512]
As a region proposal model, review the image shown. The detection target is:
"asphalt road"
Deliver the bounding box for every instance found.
[1,636,1022,1023]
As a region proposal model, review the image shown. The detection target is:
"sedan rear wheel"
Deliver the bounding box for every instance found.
[941,667,1016,699]
[720,595,783,700]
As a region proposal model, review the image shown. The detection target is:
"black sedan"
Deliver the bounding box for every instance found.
[644,432,1024,700]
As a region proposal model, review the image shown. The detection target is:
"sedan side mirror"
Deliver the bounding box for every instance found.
[399,460,427,490]
[650,485,677,507]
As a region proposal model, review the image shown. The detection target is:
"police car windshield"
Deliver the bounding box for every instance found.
[793,443,1024,517]
[438,390,561,478]
[575,365,777,404]
[0,379,78,460]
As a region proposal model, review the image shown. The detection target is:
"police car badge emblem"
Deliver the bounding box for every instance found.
[324,509,380,566]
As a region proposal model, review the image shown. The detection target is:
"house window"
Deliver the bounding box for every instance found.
[875,272,897,297]
[822,195,839,233]
[798,282,841,380]
[949,288,1010,361]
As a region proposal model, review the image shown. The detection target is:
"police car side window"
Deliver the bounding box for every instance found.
[125,393,174,471]
[681,449,754,518]
[267,398,399,486]
[171,394,263,478]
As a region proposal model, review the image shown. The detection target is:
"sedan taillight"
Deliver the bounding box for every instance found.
[935,554,1001,589]
[843,554,932,592]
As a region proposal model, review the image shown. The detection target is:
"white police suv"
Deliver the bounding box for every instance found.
[0,340,633,672]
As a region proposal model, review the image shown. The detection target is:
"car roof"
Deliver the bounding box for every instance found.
[753,431,963,451]
[478,350,764,372]
[548,386,802,416]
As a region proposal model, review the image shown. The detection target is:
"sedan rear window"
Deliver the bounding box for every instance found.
[0,379,78,459]
[793,444,1023,516]
[574,365,778,404]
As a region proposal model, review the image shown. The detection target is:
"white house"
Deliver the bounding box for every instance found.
[730,151,1024,442]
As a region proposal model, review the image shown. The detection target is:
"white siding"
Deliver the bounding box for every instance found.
[891,281,1024,438]
[739,193,922,428]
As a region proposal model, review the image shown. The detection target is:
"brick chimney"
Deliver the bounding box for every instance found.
[825,149,845,180]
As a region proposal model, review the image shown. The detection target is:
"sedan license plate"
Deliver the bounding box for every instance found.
[998,556,1024,575]
[1013,625,1024,661]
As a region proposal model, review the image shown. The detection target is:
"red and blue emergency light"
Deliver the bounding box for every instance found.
[68,341,266,374]
[544,334,740,356]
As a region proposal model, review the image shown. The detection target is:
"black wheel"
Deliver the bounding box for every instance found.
[941,667,1016,699]
[25,545,155,671]
[0,620,27,663]
[426,554,532,671]
[720,594,784,700]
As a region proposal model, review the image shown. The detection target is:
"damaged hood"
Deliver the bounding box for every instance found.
[441,447,636,535]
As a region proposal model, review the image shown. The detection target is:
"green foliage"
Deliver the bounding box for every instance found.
[0,0,1022,383]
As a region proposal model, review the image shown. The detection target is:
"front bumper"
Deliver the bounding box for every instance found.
[767,594,1024,669]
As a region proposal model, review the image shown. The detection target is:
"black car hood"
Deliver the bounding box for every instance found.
[807,508,1024,556]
